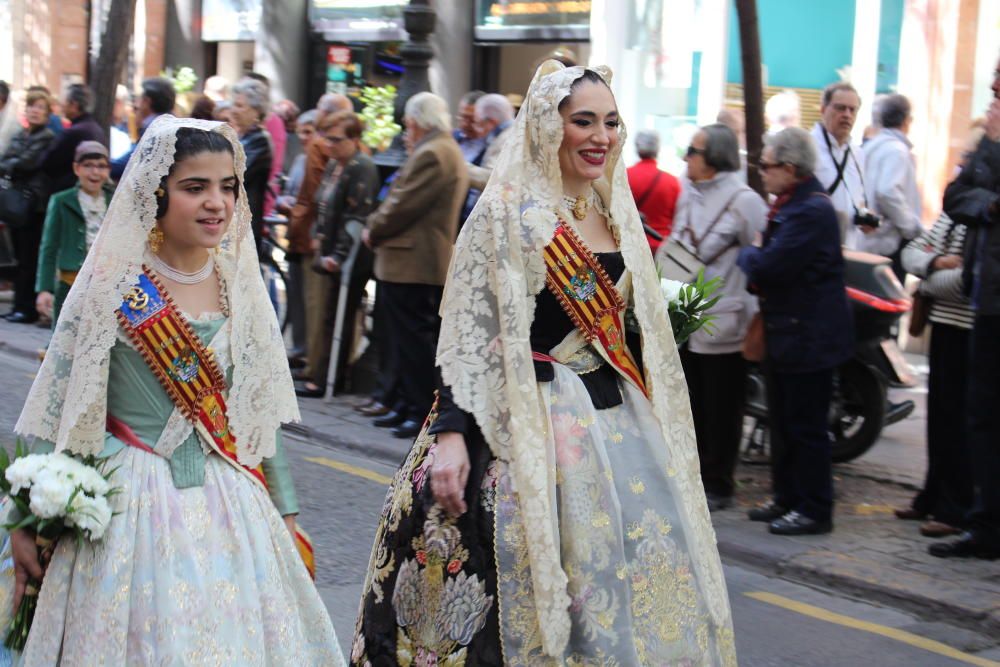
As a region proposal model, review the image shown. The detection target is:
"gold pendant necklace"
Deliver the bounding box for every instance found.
[561,191,594,221]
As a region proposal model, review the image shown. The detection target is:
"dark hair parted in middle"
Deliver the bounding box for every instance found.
[557,69,611,111]
[155,127,237,219]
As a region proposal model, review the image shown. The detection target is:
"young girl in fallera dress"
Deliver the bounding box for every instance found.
[3,117,344,665]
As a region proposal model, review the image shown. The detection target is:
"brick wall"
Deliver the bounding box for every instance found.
[7,0,168,99]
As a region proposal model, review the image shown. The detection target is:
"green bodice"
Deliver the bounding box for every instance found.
[34,316,299,515]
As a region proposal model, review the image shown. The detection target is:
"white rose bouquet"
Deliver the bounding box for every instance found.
[0,442,119,650]
[660,270,723,345]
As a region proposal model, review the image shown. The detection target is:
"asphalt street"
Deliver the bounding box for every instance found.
[0,346,997,666]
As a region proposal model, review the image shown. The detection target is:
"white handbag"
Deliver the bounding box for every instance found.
[657,236,704,283]
[656,189,747,283]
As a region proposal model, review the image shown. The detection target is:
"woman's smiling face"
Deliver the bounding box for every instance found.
[557,79,620,191]
[157,150,237,252]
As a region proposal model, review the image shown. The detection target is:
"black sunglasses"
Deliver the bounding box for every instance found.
[685,146,706,157]
[758,161,785,172]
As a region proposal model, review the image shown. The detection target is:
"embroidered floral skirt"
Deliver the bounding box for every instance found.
[0,448,344,666]
[352,364,736,666]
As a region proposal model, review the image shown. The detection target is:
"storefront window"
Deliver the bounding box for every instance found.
[202,0,262,42]
[311,0,408,41]
[475,0,592,40]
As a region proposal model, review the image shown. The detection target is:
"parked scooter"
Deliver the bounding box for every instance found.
[743,249,915,464]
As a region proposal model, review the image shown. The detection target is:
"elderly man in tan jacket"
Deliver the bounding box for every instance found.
[363,92,470,438]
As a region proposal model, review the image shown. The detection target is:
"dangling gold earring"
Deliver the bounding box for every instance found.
[148,226,164,253]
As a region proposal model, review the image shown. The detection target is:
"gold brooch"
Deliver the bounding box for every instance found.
[125,286,150,311]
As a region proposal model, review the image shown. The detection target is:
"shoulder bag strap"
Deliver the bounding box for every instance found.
[689,188,747,254]
[635,170,663,209]
[821,126,851,197]
[699,188,760,266]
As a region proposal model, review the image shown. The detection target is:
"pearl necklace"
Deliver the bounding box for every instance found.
[561,190,596,221]
[148,252,215,285]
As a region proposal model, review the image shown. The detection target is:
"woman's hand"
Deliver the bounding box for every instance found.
[932,254,963,271]
[431,432,470,517]
[36,292,53,319]
[283,515,298,539]
[10,529,43,612]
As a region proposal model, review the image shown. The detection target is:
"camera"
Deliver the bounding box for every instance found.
[853,207,881,228]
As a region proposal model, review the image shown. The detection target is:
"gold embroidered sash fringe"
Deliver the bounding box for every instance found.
[542,222,647,396]
[116,267,316,578]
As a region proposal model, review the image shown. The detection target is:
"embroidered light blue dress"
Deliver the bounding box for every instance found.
[0,314,344,666]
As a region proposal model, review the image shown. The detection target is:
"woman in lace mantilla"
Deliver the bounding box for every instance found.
[3,117,344,665]
[352,63,736,666]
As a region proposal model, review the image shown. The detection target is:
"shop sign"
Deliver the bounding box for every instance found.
[328,46,352,66]
[310,0,407,40]
[202,0,262,42]
[475,0,591,41]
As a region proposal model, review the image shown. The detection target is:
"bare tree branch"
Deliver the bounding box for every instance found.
[91,0,138,136]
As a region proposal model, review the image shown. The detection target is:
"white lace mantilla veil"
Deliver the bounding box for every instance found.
[436,61,734,657]
[15,116,299,468]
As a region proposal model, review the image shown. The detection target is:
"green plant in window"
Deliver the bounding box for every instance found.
[161,66,199,94]
[359,85,402,152]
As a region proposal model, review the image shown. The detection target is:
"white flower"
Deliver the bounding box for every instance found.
[8,453,115,535]
[6,454,48,494]
[58,459,110,496]
[27,467,74,519]
[660,278,689,305]
[65,494,113,539]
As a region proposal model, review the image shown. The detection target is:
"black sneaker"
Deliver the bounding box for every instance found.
[747,501,787,522]
[885,400,915,426]
[706,493,733,512]
[769,510,833,535]
[928,532,1000,560]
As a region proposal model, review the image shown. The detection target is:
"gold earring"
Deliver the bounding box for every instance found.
[155,187,165,198]
[148,226,164,253]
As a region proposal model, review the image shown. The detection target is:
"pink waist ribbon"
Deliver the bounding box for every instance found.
[105,415,157,454]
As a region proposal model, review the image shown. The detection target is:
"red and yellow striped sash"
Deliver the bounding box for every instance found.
[117,267,315,577]
[543,224,647,396]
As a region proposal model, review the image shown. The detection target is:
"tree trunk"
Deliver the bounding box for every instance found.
[735,0,765,196]
[90,0,138,138]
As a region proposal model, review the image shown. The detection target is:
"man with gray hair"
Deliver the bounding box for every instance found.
[811,81,867,248]
[362,91,469,439]
[860,93,922,278]
[454,90,486,163]
[466,93,515,190]
[627,128,679,252]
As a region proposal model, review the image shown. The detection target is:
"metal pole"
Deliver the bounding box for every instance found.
[373,0,437,170]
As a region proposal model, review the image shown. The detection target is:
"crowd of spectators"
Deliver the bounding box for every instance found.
[2,56,997,559]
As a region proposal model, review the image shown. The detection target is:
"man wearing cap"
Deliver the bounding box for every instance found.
[35,140,113,326]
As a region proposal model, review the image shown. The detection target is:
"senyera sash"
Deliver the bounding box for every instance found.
[543,223,647,397]
[115,267,315,578]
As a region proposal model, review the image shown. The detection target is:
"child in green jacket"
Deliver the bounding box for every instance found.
[35,140,112,326]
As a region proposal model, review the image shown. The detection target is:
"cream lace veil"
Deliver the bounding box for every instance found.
[437,61,732,656]
[16,116,299,468]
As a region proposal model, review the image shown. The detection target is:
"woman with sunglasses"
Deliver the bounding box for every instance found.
[737,127,853,536]
[661,124,767,512]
